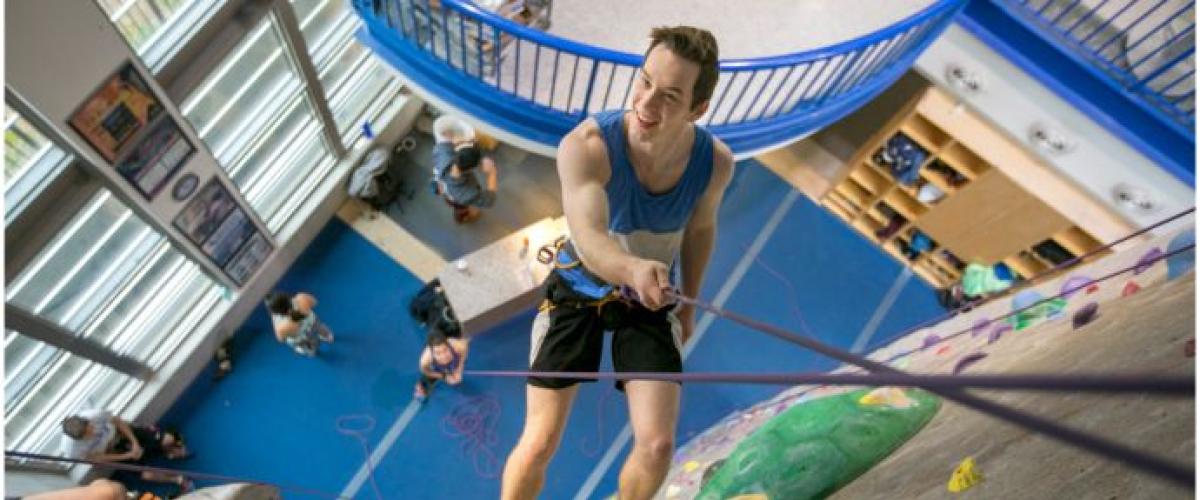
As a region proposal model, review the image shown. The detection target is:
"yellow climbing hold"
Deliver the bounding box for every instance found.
[858,387,915,409]
[947,456,982,493]
[683,460,700,473]
[728,495,769,500]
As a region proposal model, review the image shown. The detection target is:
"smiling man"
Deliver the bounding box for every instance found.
[501,26,733,500]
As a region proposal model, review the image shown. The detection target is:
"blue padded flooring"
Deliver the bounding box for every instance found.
[161,160,944,498]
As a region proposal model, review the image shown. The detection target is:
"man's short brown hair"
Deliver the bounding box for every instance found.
[645,26,720,110]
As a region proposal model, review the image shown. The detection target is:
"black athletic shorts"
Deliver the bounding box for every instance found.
[528,272,683,390]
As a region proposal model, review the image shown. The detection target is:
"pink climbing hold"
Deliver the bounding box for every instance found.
[1122,281,1141,297]
[1086,284,1100,294]
[1072,302,1099,330]
[936,345,952,356]
[953,352,988,374]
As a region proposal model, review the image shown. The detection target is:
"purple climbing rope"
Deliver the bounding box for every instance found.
[743,241,818,336]
[465,370,1192,394]
[335,414,384,500]
[580,388,621,458]
[441,395,503,478]
[4,451,345,498]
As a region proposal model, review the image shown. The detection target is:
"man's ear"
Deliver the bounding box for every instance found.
[689,100,710,121]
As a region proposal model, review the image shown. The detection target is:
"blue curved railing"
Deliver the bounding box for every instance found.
[354,0,965,155]
[994,0,1194,135]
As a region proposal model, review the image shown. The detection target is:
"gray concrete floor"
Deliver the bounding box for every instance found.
[832,274,1196,500]
[383,131,562,260]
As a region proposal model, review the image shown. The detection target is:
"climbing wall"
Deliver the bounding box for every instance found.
[657,223,1194,499]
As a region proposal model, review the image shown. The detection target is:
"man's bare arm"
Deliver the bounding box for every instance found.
[558,124,633,285]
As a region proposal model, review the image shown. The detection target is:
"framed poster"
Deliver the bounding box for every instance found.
[173,178,237,246]
[69,63,163,162]
[113,118,194,199]
[223,232,273,285]
[173,177,270,285]
[202,206,257,267]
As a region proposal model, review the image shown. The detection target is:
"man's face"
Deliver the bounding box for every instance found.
[629,45,707,140]
[82,422,96,439]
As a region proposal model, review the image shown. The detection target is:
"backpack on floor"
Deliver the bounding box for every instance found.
[409,279,461,337]
[349,146,411,211]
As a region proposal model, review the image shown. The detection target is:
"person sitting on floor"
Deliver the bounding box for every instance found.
[414,327,470,402]
[267,291,334,357]
[433,140,499,224]
[59,410,193,493]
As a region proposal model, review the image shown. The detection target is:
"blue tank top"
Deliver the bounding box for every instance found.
[592,110,714,267]
[430,343,460,375]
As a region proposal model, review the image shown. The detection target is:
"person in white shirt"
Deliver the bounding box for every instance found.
[60,410,192,492]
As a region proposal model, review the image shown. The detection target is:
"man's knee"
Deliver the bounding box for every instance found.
[633,434,674,463]
[515,431,560,466]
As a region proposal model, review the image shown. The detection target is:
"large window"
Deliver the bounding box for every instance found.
[96,0,224,70]
[293,0,407,146]
[4,189,220,456]
[180,14,337,233]
[4,336,143,457]
[4,105,71,221]
[4,0,412,461]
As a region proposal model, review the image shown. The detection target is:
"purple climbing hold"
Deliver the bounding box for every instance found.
[1061,275,1094,299]
[971,319,991,338]
[922,334,941,348]
[1134,248,1164,275]
[1072,302,1100,329]
[953,352,988,374]
[987,324,1012,345]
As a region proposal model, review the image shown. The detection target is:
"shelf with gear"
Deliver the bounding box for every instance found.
[821,86,1114,289]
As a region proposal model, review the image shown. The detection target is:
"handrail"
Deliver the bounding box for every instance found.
[354,0,966,155]
[442,0,960,69]
[993,0,1195,132]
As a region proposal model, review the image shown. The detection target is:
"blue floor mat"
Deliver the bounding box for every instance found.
[162,220,429,498]
[163,160,945,499]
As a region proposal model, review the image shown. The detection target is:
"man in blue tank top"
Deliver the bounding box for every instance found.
[502,26,734,500]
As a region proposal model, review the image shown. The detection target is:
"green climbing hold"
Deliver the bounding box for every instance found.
[697,388,940,500]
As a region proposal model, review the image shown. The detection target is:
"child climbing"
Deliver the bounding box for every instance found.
[414,327,469,402]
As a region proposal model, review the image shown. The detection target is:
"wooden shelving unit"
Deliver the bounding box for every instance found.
[820,86,1112,289]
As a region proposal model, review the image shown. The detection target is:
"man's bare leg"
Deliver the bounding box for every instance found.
[501,384,579,500]
[618,380,681,500]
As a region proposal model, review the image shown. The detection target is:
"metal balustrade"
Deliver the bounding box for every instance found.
[355,0,965,155]
[999,0,1195,132]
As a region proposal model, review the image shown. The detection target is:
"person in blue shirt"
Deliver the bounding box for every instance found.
[413,327,470,402]
[501,26,734,500]
[432,137,499,224]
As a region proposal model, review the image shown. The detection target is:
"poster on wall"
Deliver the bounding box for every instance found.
[224,232,273,285]
[68,63,163,162]
[173,178,237,246]
[173,178,270,285]
[202,207,257,267]
[114,118,194,199]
